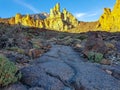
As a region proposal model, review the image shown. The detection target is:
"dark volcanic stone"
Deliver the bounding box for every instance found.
[2,83,27,90]
[20,65,66,90]
[116,41,120,52]
[83,32,107,57]
[20,45,120,90]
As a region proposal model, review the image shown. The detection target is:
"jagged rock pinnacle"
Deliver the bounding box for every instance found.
[7,3,78,31]
[98,0,120,31]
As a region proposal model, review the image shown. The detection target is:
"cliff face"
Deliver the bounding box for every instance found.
[8,3,78,31]
[98,0,120,31]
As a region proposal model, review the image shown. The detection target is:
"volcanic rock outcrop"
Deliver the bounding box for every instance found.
[98,0,120,31]
[8,3,78,31]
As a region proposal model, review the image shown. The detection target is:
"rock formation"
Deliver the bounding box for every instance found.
[42,3,78,30]
[98,0,120,31]
[30,12,49,20]
[7,3,78,31]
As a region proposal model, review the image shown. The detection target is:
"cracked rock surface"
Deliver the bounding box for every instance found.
[2,45,120,90]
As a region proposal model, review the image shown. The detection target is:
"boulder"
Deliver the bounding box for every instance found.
[100,59,112,65]
[83,32,107,57]
[28,49,43,59]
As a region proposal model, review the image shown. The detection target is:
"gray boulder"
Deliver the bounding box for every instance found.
[2,83,27,90]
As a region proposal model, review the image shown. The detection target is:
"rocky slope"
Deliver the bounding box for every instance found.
[0,23,120,90]
[98,0,120,32]
[1,45,120,90]
[68,21,98,33]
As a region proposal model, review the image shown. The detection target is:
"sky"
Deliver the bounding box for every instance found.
[0,0,116,21]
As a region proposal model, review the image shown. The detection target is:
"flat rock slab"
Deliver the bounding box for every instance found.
[21,45,120,90]
[64,61,120,90]
[33,45,83,63]
[21,65,66,90]
[40,61,74,82]
[3,45,120,90]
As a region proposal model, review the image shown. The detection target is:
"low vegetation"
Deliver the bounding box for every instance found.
[0,54,21,87]
[88,51,103,63]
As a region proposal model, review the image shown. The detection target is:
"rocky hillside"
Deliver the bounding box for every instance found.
[68,21,99,33]
[0,23,120,90]
[97,0,120,32]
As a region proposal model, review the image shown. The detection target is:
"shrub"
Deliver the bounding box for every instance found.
[88,51,103,63]
[0,54,21,87]
[6,47,24,54]
[75,34,87,40]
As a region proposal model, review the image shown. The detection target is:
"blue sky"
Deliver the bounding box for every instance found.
[0,0,116,21]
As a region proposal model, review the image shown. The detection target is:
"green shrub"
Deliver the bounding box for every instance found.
[75,35,87,40]
[6,47,24,54]
[0,54,21,87]
[58,34,65,39]
[88,51,103,63]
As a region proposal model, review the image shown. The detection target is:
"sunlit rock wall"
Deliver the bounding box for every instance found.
[98,0,120,32]
[8,3,78,31]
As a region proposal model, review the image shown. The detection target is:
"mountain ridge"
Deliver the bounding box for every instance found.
[0,0,120,33]
[0,3,78,31]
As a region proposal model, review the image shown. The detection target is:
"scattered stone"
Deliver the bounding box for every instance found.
[105,69,112,75]
[105,42,115,50]
[6,53,29,64]
[100,59,112,65]
[28,49,43,59]
[75,43,82,48]
[101,64,120,80]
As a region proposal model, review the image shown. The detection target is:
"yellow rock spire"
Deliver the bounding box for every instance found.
[7,3,78,31]
[98,0,120,31]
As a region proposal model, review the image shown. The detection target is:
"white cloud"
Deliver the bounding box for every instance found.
[14,0,40,13]
[74,12,98,19]
[74,10,102,21]
[74,13,86,18]
[87,13,97,17]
